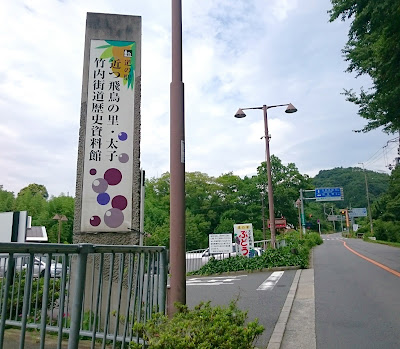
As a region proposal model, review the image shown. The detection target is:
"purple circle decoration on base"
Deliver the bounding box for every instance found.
[118,132,128,141]
[90,216,101,226]
[112,195,128,210]
[118,153,129,163]
[104,208,124,228]
[97,192,110,205]
[90,168,97,175]
[104,168,122,185]
[92,178,109,193]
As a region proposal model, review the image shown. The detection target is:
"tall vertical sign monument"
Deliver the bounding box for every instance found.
[74,13,142,245]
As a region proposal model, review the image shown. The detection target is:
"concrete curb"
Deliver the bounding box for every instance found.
[266,269,302,349]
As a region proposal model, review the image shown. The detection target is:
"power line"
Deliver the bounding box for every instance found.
[362,137,399,169]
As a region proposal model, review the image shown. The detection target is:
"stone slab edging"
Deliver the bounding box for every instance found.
[266,269,302,349]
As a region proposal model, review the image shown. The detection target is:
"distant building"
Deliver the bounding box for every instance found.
[0,211,48,243]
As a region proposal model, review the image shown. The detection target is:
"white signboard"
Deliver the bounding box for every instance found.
[233,223,254,258]
[209,234,232,254]
[81,40,136,232]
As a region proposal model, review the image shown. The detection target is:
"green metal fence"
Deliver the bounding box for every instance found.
[0,243,167,349]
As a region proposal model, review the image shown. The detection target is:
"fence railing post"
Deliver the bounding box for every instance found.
[68,244,93,349]
[0,253,14,348]
[39,253,52,349]
[159,249,167,314]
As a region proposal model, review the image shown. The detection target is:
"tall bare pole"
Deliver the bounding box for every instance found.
[261,190,267,248]
[263,105,276,248]
[359,163,373,235]
[169,0,186,315]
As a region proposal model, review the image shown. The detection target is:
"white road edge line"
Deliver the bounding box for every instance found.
[257,271,284,291]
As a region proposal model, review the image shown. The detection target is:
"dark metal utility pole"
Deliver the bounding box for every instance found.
[261,190,266,248]
[234,103,297,249]
[169,0,186,315]
[359,163,373,235]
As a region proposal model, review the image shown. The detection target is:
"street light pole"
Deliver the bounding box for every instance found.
[170,0,186,315]
[262,105,276,248]
[296,199,302,238]
[53,214,68,244]
[235,103,297,249]
[260,189,267,248]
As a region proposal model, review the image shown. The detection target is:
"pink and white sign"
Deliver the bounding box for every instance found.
[233,223,254,257]
[80,39,136,232]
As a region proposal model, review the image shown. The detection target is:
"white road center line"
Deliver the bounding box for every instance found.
[257,271,284,291]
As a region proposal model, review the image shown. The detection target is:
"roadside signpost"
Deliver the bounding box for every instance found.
[233,224,254,257]
[298,188,345,235]
[267,218,287,229]
[209,234,232,254]
[327,215,342,221]
[349,208,368,218]
[315,188,344,202]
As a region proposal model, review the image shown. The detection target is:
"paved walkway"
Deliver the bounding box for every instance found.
[266,268,316,349]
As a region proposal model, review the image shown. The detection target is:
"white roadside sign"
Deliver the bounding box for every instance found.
[209,234,233,254]
[233,223,254,258]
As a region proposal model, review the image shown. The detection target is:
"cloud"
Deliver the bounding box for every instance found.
[0,0,396,198]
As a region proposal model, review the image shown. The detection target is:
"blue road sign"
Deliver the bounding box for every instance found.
[349,208,367,218]
[315,187,343,202]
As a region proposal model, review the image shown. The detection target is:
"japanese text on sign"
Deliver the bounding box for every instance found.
[81,39,136,233]
[233,224,254,258]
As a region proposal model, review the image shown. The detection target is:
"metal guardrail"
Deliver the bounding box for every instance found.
[185,240,274,273]
[0,243,167,349]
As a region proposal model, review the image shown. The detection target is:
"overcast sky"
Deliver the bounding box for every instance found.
[1,0,398,197]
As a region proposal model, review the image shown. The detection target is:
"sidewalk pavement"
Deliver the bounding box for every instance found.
[266,268,316,349]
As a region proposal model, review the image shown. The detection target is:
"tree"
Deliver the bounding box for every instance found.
[17,183,49,199]
[372,167,400,222]
[144,173,171,247]
[257,156,313,227]
[329,0,400,132]
[46,195,75,243]
[313,167,389,209]
[14,184,48,224]
[0,185,15,212]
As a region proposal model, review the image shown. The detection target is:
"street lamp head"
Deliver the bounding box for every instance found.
[234,108,246,118]
[285,103,297,113]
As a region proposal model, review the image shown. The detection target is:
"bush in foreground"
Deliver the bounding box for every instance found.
[190,232,322,276]
[131,300,264,349]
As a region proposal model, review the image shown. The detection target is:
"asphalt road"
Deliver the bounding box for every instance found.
[315,233,400,349]
[186,269,296,348]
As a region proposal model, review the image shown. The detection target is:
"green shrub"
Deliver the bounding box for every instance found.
[131,300,264,349]
[189,231,322,276]
[3,271,61,319]
[303,233,323,248]
[373,219,400,243]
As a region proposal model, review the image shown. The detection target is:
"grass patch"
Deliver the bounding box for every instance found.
[365,239,400,248]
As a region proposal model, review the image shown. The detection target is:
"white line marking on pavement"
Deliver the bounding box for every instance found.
[257,271,284,291]
[187,282,235,286]
[187,275,247,286]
